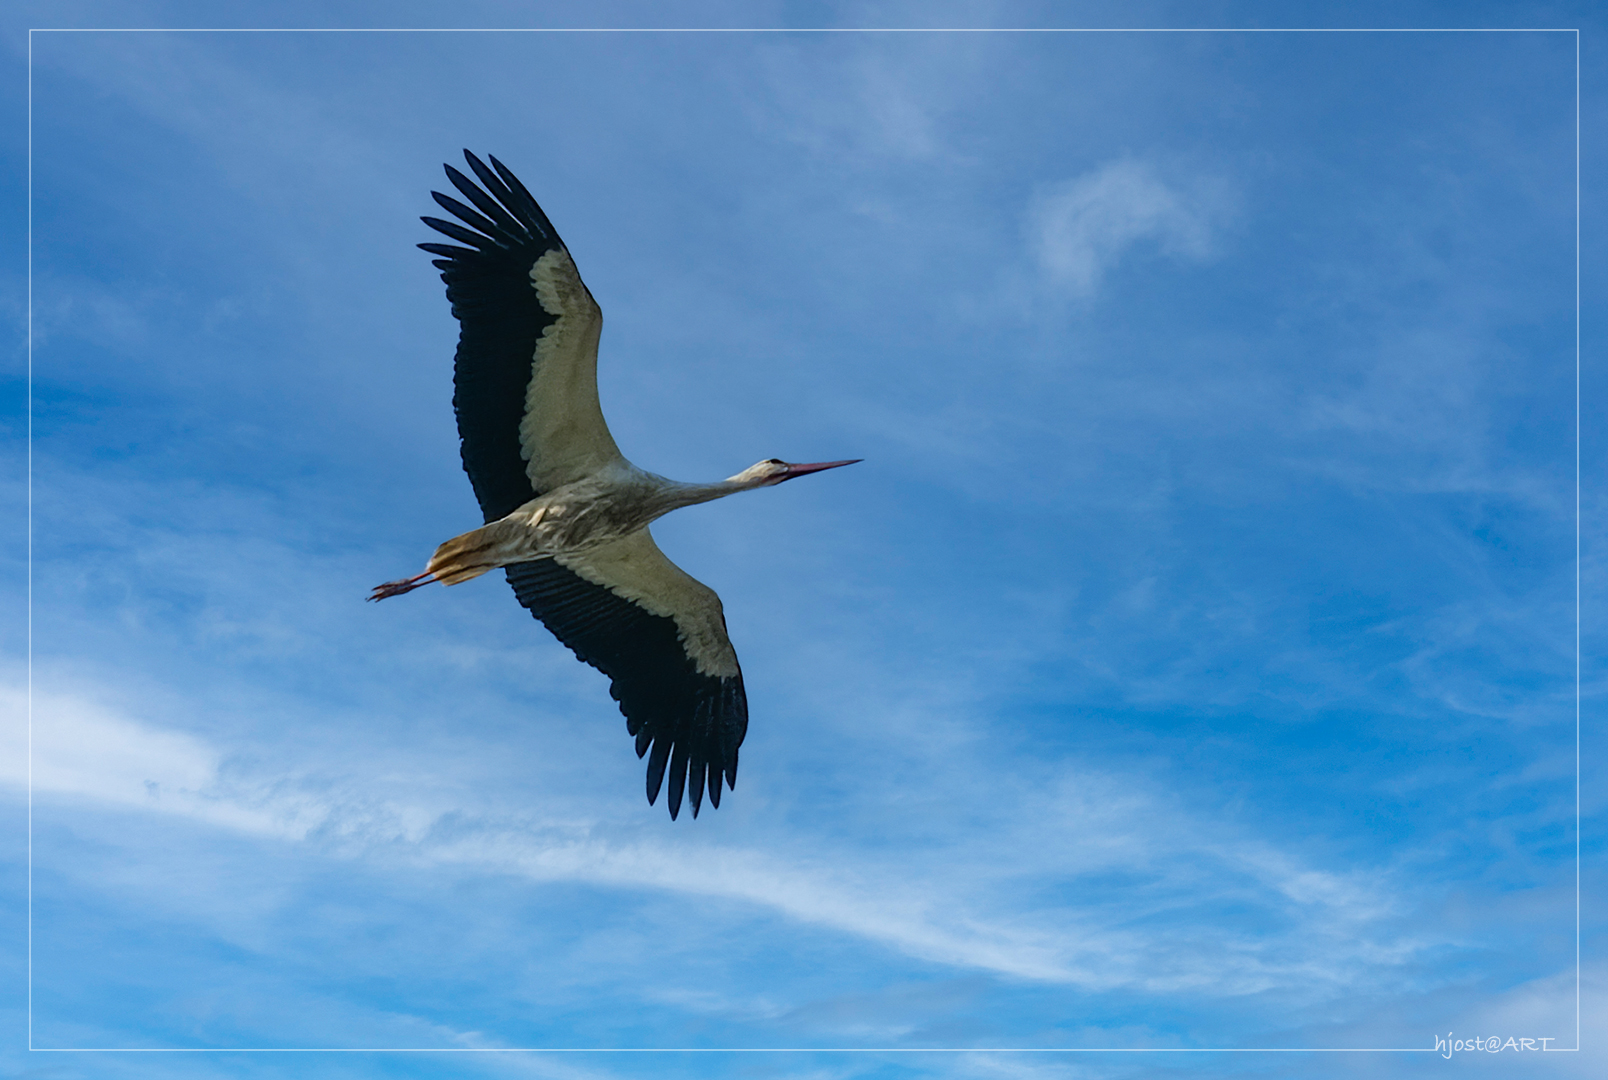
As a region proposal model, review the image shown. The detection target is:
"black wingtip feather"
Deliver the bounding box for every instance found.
[646,737,671,805]
[420,215,496,249]
[667,742,689,820]
[417,241,478,259]
[688,755,706,817]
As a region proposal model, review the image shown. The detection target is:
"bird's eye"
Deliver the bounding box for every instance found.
[765,458,784,465]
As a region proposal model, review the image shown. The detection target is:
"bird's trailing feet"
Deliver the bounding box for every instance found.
[368,571,437,602]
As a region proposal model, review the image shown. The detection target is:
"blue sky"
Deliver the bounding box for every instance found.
[3,2,1604,1078]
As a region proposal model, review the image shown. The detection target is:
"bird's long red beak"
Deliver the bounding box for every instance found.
[780,459,862,481]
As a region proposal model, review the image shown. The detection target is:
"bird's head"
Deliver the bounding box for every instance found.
[733,457,862,487]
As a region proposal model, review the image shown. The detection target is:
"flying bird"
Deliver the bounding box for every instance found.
[370,151,858,820]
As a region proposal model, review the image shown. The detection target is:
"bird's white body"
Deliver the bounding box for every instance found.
[421,465,766,679]
[428,462,757,583]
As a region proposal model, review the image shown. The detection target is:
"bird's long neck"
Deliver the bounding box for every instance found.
[656,477,756,514]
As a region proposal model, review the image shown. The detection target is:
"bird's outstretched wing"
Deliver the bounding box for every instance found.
[505,530,748,820]
[420,150,624,522]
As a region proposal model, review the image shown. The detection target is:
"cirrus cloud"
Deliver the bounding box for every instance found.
[1030,156,1224,297]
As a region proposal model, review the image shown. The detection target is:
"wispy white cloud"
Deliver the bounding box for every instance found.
[3,679,325,838]
[10,666,1424,998]
[1029,157,1222,298]
[2,680,216,804]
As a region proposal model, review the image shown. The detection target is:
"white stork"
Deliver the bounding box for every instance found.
[370,151,858,820]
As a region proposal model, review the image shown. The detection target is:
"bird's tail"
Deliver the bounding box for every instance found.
[426,521,527,586]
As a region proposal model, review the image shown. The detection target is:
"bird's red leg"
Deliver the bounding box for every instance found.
[367,571,437,602]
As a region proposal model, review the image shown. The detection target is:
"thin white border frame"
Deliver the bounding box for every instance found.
[22,23,1583,1058]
